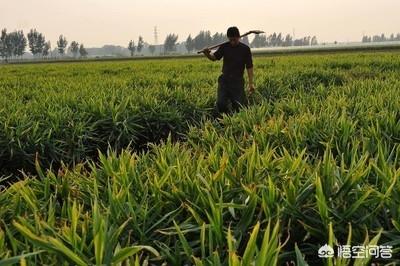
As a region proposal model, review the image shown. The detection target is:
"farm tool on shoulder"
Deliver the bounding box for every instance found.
[197,30,265,54]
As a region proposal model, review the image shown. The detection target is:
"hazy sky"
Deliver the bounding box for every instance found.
[2,0,400,47]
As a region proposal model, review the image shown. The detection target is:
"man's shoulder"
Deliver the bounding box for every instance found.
[220,42,230,48]
[239,42,251,51]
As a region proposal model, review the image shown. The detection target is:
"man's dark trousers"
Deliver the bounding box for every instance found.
[217,74,247,113]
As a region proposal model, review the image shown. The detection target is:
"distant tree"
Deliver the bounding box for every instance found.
[266,33,272,46]
[164,33,178,53]
[137,36,144,54]
[43,41,51,57]
[185,34,194,53]
[362,32,400,43]
[283,34,293,47]
[293,38,303,46]
[0,29,28,60]
[276,33,283,46]
[19,31,27,57]
[211,32,226,45]
[6,31,16,58]
[372,34,388,42]
[362,35,371,43]
[263,32,287,47]
[0,29,5,57]
[4,31,13,59]
[260,34,266,48]
[3,30,15,59]
[148,44,156,55]
[311,36,318,46]
[0,29,7,60]
[250,34,267,48]
[70,41,79,57]
[6,30,26,58]
[260,35,268,47]
[372,35,380,42]
[57,35,68,56]
[27,29,45,57]
[269,33,277,46]
[304,36,311,45]
[193,31,212,50]
[27,29,37,55]
[204,31,212,47]
[241,35,250,46]
[79,44,88,57]
[38,34,45,55]
[128,40,135,56]
[362,36,367,43]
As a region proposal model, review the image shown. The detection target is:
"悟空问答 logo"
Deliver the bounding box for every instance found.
[318,244,335,258]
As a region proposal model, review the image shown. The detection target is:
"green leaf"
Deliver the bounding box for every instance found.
[242,222,260,266]
[354,229,382,266]
[112,245,159,264]
[295,244,309,266]
[0,251,45,266]
[173,220,193,257]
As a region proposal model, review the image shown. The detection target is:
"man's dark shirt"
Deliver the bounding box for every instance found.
[214,42,253,81]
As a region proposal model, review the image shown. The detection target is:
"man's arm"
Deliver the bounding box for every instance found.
[204,45,224,61]
[203,48,217,61]
[247,67,255,94]
[246,47,254,94]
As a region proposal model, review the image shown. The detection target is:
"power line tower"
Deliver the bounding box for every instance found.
[154,26,158,45]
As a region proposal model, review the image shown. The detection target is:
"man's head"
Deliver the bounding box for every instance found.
[227,26,240,46]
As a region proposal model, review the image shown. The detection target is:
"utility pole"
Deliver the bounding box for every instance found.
[154,26,160,55]
[154,26,158,45]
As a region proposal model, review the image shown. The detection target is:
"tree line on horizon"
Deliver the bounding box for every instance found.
[9,27,394,60]
[0,28,88,61]
[184,31,318,53]
[362,33,400,43]
[125,31,320,56]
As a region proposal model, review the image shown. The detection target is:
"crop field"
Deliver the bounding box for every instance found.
[0,51,400,265]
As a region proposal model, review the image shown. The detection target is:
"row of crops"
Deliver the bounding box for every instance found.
[1,54,397,173]
[0,52,400,264]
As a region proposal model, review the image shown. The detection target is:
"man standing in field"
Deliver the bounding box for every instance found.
[203,26,254,113]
